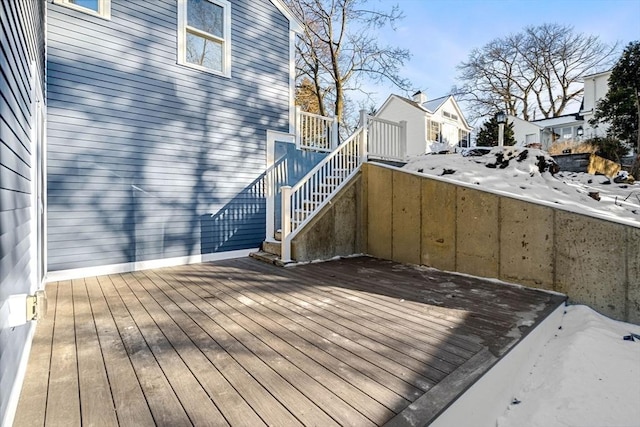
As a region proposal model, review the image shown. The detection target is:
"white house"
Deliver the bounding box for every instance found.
[511,70,612,150]
[375,92,473,156]
[580,70,611,139]
[510,113,585,150]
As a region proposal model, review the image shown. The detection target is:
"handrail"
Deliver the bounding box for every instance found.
[281,126,365,261]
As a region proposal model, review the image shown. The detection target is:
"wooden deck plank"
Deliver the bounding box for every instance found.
[162,267,368,427]
[178,263,425,403]
[44,280,81,426]
[163,266,396,424]
[196,262,443,388]
[179,266,412,414]
[72,278,119,426]
[14,256,565,427]
[123,271,267,427]
[108,274,229,427]
[176,264,424,401]
[229,260,469,372]
[188,263,437,392]
[240,258,482,355]
[97,275,192,426]
[84,276,155,427]
[13,283,58,427]
[136,270,304,427]
[148,268,337,427]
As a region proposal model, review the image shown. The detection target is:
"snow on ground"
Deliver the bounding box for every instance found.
[402,147,639,225]
[496,305,640,427]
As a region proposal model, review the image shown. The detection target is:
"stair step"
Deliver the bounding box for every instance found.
[249,251,290,267]
[262,240,282,256]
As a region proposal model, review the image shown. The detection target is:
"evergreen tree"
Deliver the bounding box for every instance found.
[476,116,515,147]
[591,41,640,175]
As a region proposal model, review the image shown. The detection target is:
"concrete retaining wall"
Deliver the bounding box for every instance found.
[362,163,639,324]
[291,174,365,261]
[290,163,639,323]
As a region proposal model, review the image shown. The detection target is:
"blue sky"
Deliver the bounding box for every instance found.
[362,0,640,113]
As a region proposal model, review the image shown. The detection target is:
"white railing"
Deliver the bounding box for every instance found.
[281,126,365,261]
[295,107,339,152]
[362,110,407,161]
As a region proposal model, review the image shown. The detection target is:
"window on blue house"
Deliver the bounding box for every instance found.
[54,0,111,19]
[178,0,231,77]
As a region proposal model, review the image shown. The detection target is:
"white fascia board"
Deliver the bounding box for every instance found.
[270,0,304,33]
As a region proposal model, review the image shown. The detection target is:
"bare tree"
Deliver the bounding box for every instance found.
[455,24,618,122]
[287,0,412,128]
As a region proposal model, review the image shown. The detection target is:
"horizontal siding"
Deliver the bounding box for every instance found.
[47,0,291,271]
[0,0,44,424]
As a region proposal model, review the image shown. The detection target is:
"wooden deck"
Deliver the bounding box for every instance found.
[14,256,565,427]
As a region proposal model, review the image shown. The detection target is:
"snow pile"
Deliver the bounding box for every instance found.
[497,305,640,427]
[403,147,639,223]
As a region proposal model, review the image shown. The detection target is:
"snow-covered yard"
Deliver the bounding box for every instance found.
[497,305,640,427]
[402,148,640,426]
[403,147,639,225]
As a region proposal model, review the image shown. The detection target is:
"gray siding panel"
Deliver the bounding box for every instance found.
[0,0,44,424]
[47,0,292,271]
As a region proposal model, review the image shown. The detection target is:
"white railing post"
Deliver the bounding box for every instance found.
[295,106,302,149]
[400,120,408,160]
[360,110,368,163]
[265,168,274,241]
[281,185,292,261]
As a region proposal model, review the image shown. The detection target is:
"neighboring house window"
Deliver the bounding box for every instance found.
[428,120,441,142]
[443,111,459,121]
[178,0,231,77]
[54,0,111,19]
[458,130,470,147]
[525,134,537,144]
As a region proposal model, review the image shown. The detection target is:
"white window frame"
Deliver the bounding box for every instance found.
[54,0,111,20]
[177,0,232,77]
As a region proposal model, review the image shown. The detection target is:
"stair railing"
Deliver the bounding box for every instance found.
[281,126,365,261]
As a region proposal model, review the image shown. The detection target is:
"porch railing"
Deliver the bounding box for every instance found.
[362,110,407,161]
[281,126,365,261]
[295,107,339,152]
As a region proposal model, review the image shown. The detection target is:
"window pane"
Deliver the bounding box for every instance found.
[186,32,222,71]
[188,0,223,38]
[69,0,99,11]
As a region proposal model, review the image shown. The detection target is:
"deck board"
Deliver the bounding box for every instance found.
[84,276,155,427]
[73,278,119,426]
[45,280,81,426]
[14,256,565,427]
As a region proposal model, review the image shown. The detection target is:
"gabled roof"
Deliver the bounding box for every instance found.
[423,95,449,113]
[376,93,473,130]
[582,69,612,81]
[270,0,304,33]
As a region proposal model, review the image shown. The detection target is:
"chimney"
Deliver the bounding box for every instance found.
[412,90,427,104]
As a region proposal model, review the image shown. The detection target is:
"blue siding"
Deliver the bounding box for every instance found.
[46,0,292,270]
[0,0,45,423]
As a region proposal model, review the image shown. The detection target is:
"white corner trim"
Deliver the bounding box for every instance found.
[269,0,304,33]
[45,249,257,282]
[1,322,36,427]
